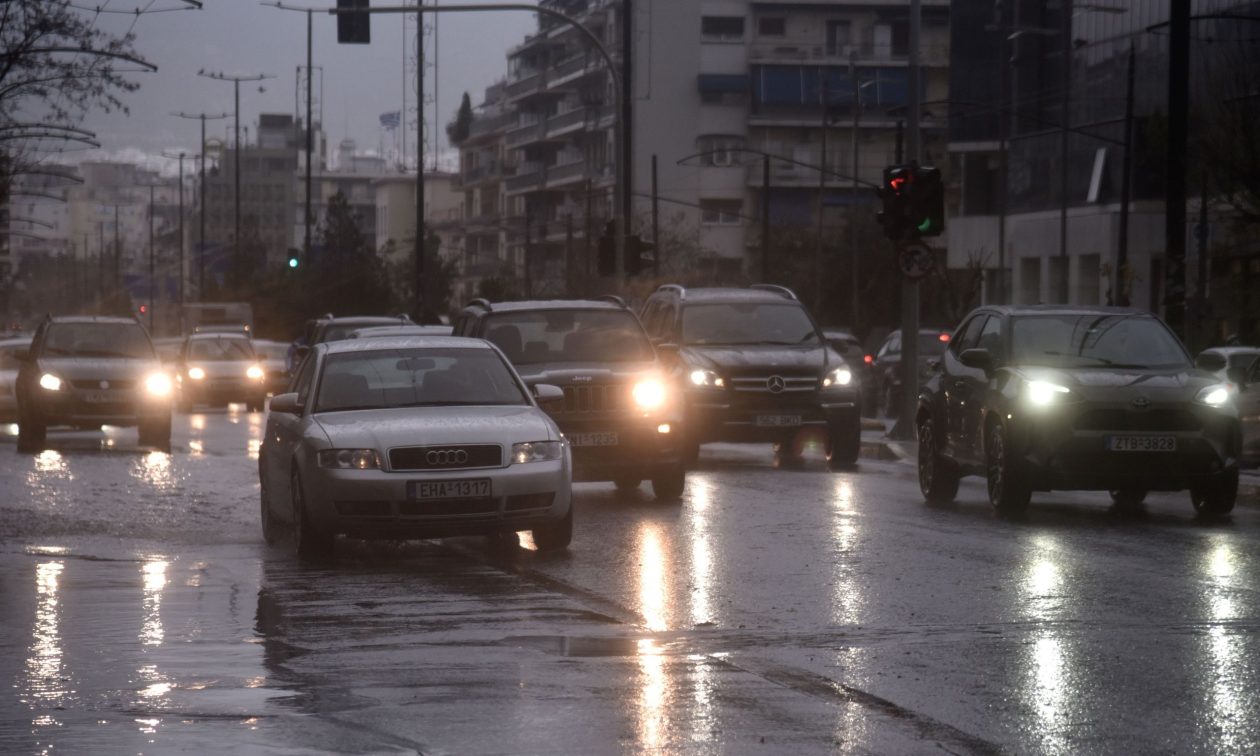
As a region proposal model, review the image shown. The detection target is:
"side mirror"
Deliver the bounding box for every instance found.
[532,383,565,411]
[959,348,994,375]
[1195,352,1227,372]
[268,392,302,415]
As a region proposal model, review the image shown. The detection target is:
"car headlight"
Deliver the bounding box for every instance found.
[632,378,667,410]
[1196,383,1231,407]
[317,449,381,469]
[822,366,853,389]
[39,373,63,391]
[1024,380,1071,406]
[145,372,173,397]
[511,440,563,464]
[187,366,206,381]
[246,364,265,380]
[688,369,725,389]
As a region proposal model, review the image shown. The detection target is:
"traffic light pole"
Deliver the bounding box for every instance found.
[891,0,922,442]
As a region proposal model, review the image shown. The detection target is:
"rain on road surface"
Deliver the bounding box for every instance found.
[2,409,1260,754]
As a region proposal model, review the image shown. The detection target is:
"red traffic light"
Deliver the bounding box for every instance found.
[138,304,148,315]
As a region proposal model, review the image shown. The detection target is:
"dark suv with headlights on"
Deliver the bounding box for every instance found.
[455,297,685,500]
[915,306,1242,515]
[14,316,173,452]
[639,285,861,469]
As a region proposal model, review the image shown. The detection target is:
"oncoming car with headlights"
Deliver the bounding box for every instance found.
[258,336,573,558]
[176,332,267,411]
[455,298,685,500]
[916,306,1242,515]
[14,316,173,452]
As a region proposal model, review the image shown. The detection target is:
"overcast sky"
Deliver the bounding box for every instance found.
[71,0,535,173]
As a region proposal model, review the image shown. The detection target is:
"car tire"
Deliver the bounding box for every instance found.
[16,405,46,454]
[986,421,1031,514]
[259,465,280,547]
[139,415,172,453]
[1109,489,1147,510]
[292,469,333,559]
[650,464,686,501]
[531,506,573,551]
[918,416,960,504]
[826,416,861,471]
[613,475,641,492]
[1191,469,1238,517]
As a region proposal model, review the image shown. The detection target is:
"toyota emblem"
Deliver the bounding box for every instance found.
[426,449,469,465]
[767,375,786,394]
[99,380,110,390]
[1131,396,1151,410]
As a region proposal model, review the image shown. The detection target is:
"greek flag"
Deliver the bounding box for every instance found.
[379,111,401,130]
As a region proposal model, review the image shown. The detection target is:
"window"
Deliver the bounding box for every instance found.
[701,16,745,42]
[977,317,1004,362]
[696,136,745,167]
[826,20,851,55]
[758,17,785,36]
[952,315,988,356]
[700,199,742,225]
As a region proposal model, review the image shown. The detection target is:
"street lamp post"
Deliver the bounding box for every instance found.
[172,111,230,300]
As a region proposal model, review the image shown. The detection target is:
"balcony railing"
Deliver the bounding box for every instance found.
[506,120,546,147]
[748,42,950,65]
[506,70,545,99]
[546,160,587,186]
[545,107,588,136]
[506,164,545,192]
[467,111,514,140]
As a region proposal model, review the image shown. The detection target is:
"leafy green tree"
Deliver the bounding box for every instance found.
[446,92,474,144]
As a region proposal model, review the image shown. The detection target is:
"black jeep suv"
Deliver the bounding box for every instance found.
[916,305,1241,515]
[639,285,861,469]
[455,297,686,500]
[15,316,173,452]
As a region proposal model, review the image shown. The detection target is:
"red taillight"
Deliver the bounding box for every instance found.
[938,333,950,342]
[864,354,873,364]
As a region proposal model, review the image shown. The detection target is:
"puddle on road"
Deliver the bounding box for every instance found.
[502,634,679,658]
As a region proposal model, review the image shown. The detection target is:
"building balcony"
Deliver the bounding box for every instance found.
[506,120,547,148]
[545,107,589,139]
[546,160,588,188]
[749,42,950,67]
[506,164,545,193]
[506,71,547,102]
[465,111,514,143]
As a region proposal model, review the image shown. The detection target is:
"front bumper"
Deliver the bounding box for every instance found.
[686,388,860,443]
[300,457,572,539]
[1009,401,1240,491]
[553,414,682,481]
[27,388,170,428]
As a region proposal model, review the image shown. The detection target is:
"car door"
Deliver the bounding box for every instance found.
[1240,359,1260,467]
[964,315,1006,462]
[941,315,988,459]
[266,354,317,518]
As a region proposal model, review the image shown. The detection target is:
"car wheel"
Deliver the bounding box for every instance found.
[292,469,333,559]
[825,415,861,471]
[650,464,686,501]
[1109,489,1147,510]
[1191,469,1238,517]
[259,466,280,547]
[918,416,960,504]
[531,506,573,551]
[986,421,1031,514]
[613,475,641,492]
[16,405,46,454]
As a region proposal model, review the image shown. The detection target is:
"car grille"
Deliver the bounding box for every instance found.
[71,379,136,390]
[1075,409,1201,432]
[398,498,498,516]
[561,384,627,413]
[729,375,818,393]
[388,444,502,471]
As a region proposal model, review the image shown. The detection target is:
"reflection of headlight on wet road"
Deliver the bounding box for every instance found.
[187,367,206,381]
[632,379,667,410]
[145,373,173,397]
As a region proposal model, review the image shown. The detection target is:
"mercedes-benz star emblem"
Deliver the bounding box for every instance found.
[426,449,469,465]
[99,380,110,390]
[767,376,786,394]
[1131,396,1151,410]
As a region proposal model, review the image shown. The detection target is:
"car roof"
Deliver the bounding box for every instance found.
[321,335,493,355]
[1201,346,1260,355]
[45,316,142,326]
[321,315,411,325]
[973,304,1157,318]
[351,324,451,333]
[663,287,798,304]
[185,332,250,340]
[471,299,628,313]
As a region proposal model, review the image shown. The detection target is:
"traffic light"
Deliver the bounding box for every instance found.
[878,164,913,241]
[287,255,300,269]
[909,166,945,237]
[336,0,371,44]
[138,304,148,316]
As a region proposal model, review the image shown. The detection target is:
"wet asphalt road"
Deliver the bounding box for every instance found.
[2,410,1260,755]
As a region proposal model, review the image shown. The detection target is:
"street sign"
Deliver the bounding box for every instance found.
[897,241,935,280]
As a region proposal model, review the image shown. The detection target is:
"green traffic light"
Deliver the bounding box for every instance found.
[288,257,299,269]
[918,218,934,233]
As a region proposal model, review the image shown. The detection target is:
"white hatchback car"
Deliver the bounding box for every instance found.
[258,336,573,558]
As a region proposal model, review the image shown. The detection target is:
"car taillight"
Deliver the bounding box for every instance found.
[864,354,873,364]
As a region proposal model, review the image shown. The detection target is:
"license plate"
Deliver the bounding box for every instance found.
[1107,435,1177,452]
[569,431,618,447]
[408,478,491,500]
[755,414,801,427]
[82,390,113,403]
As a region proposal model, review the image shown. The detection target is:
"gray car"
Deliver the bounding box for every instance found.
[258,336,573,558]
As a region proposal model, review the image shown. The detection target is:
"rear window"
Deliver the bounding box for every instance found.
[483,310,653,365]
[187,338,254,361]
[41,323,154,360]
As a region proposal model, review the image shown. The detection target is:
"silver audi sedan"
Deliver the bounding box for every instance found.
[258,336,573,558]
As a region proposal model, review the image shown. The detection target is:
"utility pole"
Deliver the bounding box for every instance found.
[893,0,922,442]
[1116,44,1135,306]
[416,17,426,316]
[148,184,155,333]
[619,0,633,280]
[849,53,862,328]
[1058,0,1073,304]
[816,86,828,311]
[651,154,660,277]
[172,111,230,300]
[197,71,274,282]
[306,9,315,267]
[762,155,771,282]
[1164,0,1190,338]
[163,151,189,310]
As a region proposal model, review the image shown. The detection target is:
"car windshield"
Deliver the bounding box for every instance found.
[483,310,653,365]
[42,323,154,359]
[682,303,820,346]
[1228,352,1258,371]
[1010,314,1189,369]
[188,338,254,361]
[314,347,529,412]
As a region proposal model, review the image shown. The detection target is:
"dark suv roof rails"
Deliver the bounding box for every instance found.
[595,294,628,308]
[467,298,493,311]
[655,284,686,300]
[750,283,798,301]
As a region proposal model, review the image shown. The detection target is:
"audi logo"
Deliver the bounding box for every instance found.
[767,375,786,394]
[1131,396,1151,410]
[426,449,469,465]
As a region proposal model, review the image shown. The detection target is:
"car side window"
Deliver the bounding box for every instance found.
[291,357,316,405]
[657,304,677,341]
[976,316,1004,363]
[952,316,988,355]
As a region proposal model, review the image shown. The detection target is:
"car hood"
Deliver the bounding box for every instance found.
[682,344,831,375]
[1011,365,1220,400]
[38,358,163,381]
[515,361,659,385]
[313,405,556,449]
